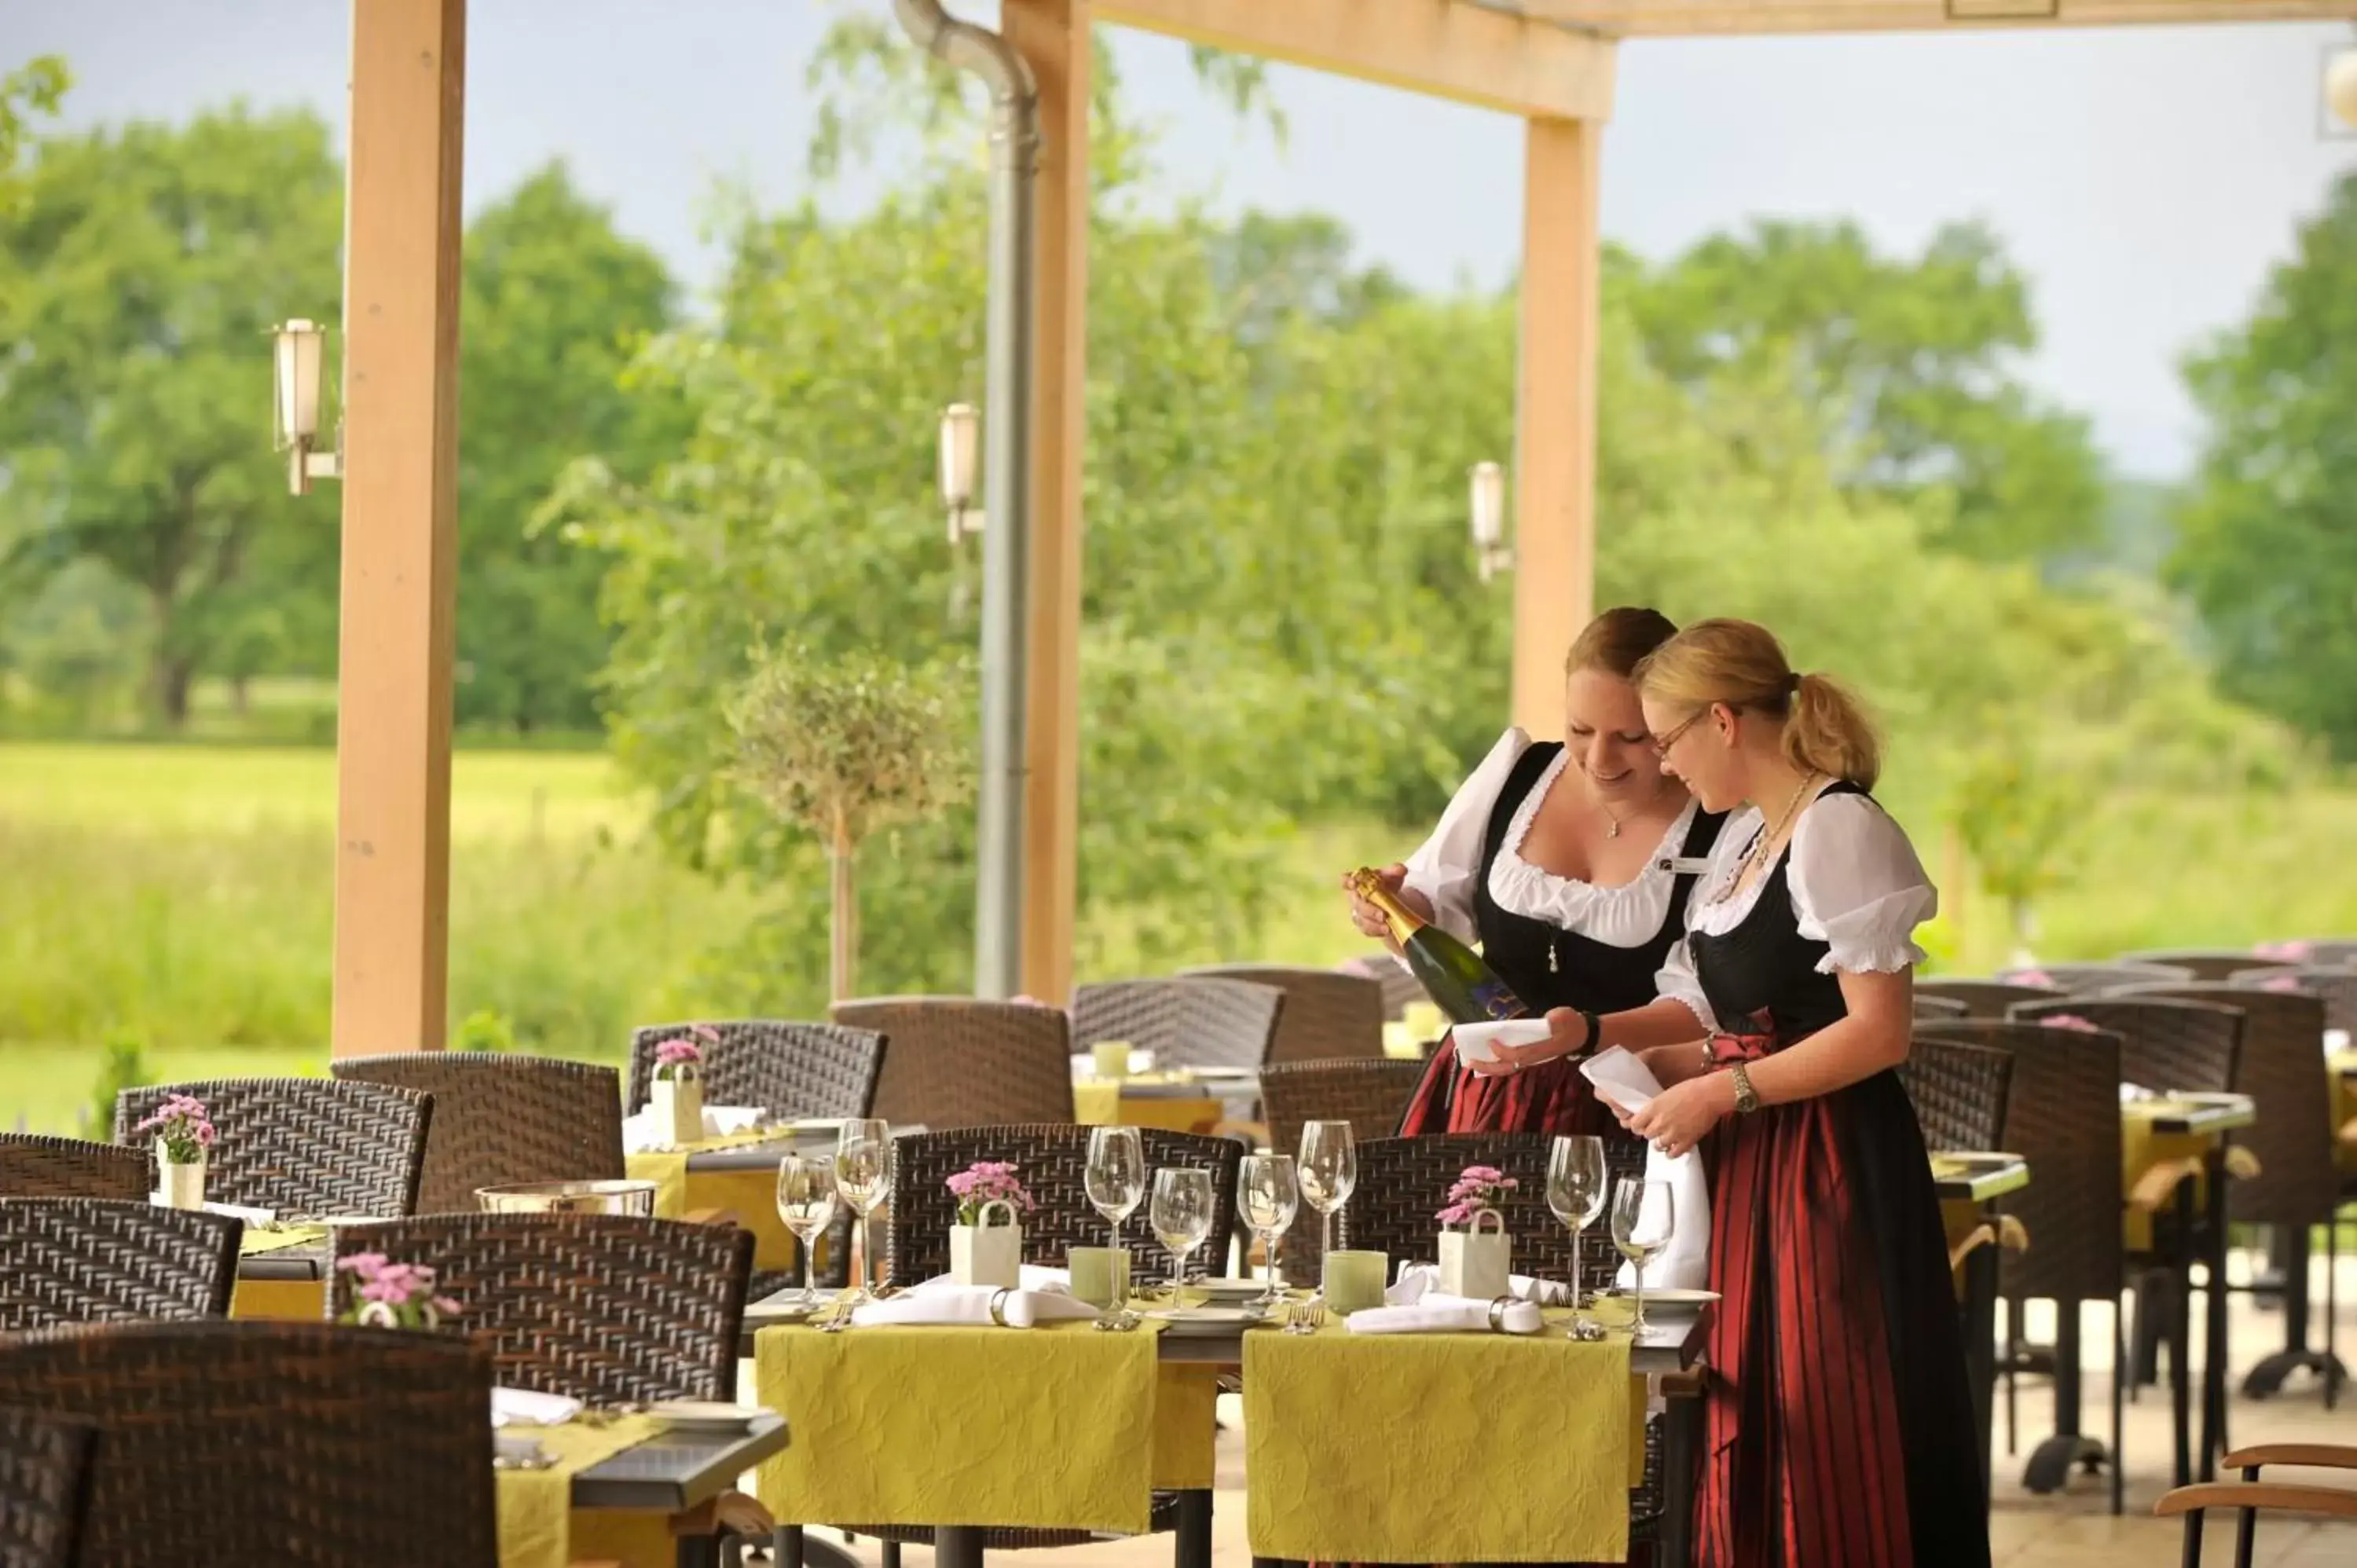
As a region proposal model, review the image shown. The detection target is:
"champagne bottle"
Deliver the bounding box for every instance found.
[1349,867,1530,1024]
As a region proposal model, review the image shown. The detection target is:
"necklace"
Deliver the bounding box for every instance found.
[1710,770,1822,906]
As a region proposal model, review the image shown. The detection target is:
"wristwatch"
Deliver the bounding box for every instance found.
[1728,1061,1761,1115]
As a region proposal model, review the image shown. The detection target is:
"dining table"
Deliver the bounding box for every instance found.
[1931,1149,2033,1506]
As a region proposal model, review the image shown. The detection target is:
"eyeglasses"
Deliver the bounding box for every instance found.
[1650,709,1706,759]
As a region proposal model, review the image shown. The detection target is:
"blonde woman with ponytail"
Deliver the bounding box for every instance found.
[1474,618,1986,1568]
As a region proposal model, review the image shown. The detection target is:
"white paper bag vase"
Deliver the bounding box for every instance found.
[1437,1211,1511,1300]
[156,1149,206,1211]
[651,1075,704,1145]
[951,1200,1023,1288]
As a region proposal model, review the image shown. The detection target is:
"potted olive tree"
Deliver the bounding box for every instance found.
[728,644,974,1001]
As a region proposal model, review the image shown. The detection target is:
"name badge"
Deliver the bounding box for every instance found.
[1655,855,1714,875]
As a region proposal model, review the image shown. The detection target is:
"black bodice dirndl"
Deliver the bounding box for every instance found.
[1684,781,1990,1568]
[1398,742,1722,1138]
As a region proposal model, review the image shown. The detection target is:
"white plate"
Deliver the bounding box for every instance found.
[1188,1277,1269,1299]
[1603,1288,1720,1307]
[646,1400,756,1433]
[1142,1306,1263,1334]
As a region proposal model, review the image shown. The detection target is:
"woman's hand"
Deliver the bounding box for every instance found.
[1464,1006,1589,1077]
[1341,863,1421,949]
[1622,1072,1736,1160]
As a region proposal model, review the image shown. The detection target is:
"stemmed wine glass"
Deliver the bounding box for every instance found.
[1237,1153,1299,1306]
[775,1152,839,1309]
[1149,1167,1216,1304]
[1546,1135,1608,1336]
[1084,1127,1146,1248]
[1609,1176,1675,1335]
[1296,1120,1358,1300]
[833,1118,894,1305]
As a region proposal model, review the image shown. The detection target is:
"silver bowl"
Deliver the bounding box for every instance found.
[474,1179,658,1217]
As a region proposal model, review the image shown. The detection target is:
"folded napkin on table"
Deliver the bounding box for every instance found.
[621,1105,767,1152]
[918,1263,1072,1294]
[491,1387,581,1428]
[1578,1048,1711,1291]
[849,1283,1104,1329]
[1349,1291,1542,1335]
[147,1196,277,1222]
[1388,1263,1569,1306]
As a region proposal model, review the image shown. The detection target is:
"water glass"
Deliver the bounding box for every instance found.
[834,1118,893,1303]
[775,1152,839,1307]
[1237,1152,1299,1304]
[1546,1134,1608,1326]
[1085,1126,1146,1249]
[1296,1120,1358,1295]
[1149,1167,1216,1300]
[1609,1176,1675,1335]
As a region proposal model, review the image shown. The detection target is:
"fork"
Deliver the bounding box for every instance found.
[1285,1299,1325,1335]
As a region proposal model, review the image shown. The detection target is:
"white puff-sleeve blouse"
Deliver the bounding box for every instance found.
[1655,789,1937,1032]
[1398,727,1706,952]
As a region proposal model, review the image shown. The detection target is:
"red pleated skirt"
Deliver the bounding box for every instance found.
[1397,1037,1620,1138]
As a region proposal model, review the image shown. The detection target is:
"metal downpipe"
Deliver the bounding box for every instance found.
[893,0,1040,1000]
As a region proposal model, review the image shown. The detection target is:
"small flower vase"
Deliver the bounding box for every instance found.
[652,1072,705,1145]
[950,1200,1022,1288]
[1438,1208,1510,1299]
[156,1147,206,1211]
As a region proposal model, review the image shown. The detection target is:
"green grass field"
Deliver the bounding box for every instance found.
[9,738,2357,1136]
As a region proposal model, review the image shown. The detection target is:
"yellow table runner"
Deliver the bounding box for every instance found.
[2121,1104,2220,1255]
[238,1224,328,1256]
[1072,1078,1227,1134]
[496,1415,670,1568]
[753,1311,1217,1533]
[1243,1306,1637,1564]
[231,1225,329,1320]
[626,1131,803,1270]
[2330,1051,2357,1176]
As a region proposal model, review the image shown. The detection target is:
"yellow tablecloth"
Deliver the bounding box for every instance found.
[2121,1104,2220,1255]
[753,1311,1217,1533]
[497,1415,673,1568]
[237,1224,328,1256]
[626,1131,805,1271]
[2330,1051,2357,1176]
[1243,1307,1637,1564]
[1072,1077,1227,1134]
[230,1225,331,1319]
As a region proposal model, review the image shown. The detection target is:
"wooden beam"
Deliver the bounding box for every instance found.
[1516,0,2357,38]
[1098,0,1616,122]
[1509,116,1604,742]
[1005,0,1089,1005]
[333,0,464,1057]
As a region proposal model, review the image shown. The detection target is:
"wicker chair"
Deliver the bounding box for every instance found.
[2014,996,2244,1097]
[2121,950,2291,983]
[624,1020,888,1121]
[1070,978,1284,1072]
[829,998,1071,1129]
[329,1212,752,1405]
[1177,965,1385,1064]
[332,1052,624,1214]
[0,1405,97,1568]
[113,1077,432,1217]
[1343,1133,1644,1302]
[1918,1018,2131,1511]
[1255,1058,1429,1280]
[2002,962,2193,992]
[0,1199,241,1331]
[1337,954,1431,1020]
[2231,965,2357,1035]
[1896,1035,2014,1153]
[1915,979,2065,1020]
[0,1320,497,1567]
[0,1134,148,1201]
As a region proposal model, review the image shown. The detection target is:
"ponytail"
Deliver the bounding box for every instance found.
[1783,672,1880,791]
[1636,617,1883,789]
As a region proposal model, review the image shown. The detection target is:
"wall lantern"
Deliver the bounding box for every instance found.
[1469,460,1511,582]
[271,318,341,495]
[940,402,982,543]
[2328,44,2357,135]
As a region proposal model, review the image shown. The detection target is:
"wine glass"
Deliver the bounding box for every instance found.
[1296,1120,1358,1298]
[1237,1153,1299,1306]
[775,1152,840,1308]
[833,1118,893,1305]
[1547,1135,1608,1331]
[1609,1176,1675,1335]
[1149,1167,1216,1302]
[1084,1126,1146,1248]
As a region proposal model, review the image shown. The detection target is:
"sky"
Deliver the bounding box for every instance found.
[8,1,2356,479]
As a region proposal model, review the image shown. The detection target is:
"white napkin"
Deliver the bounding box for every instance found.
[849,1284,1102,1329]
[1452,1018,1552,1068]
[491,1387,581,1428]
[1578,1049,1710,1290]
[2326,1028,2349,1056]
[919,1264,1071,1293]
[1349,1291,1543,1335]
[621,1105,767,1152]
[1578,1046,1661,1116]
[1389,1263,1570,1306]
[148,1196,277,1222]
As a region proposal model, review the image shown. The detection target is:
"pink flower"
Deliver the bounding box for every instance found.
[2256,940,2313,962]
[336,1252,389,1280]
[690,1022,722,1042]
[195,1123,217,1147]
[2013,969,2055,987]
[1435,1202,1475,1225]
[2259,975,2304,993]
[2040,1013,2100,1033]
[431,1297,462,1317]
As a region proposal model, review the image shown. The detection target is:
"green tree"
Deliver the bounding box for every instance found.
[2171,170,2357,757]
[1620,219,2106,562]
[0,104,342,724]
[456,162,680,731]
[0,56,68,175]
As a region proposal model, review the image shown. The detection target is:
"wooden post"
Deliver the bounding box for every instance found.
[1004,0,1088,1005]
[332,0,465,1057]
[1510,114,1605,741]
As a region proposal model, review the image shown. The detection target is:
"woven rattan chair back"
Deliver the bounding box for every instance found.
[1337,954,1431,1020]
[2275,939,2357,968]
[0,1135,148,1202]
[883,1125,1244,1286]
[624,1019,887,1120]
[1256,1058,1429,1279]
[1070,978,1284,1072]
[1343,1133,1643,1301]
[2001,962,2192,992]
[2231,965,2357,1035]
[1896,1035,2014,1154]
[2119,950,2286,982]
[0,1406,96,1568]
[1918,1020,2124,1302]
[0,1320,497,1568]
[1915,980,2065,1019]
[1178,965,1385,1064]
[332,1052,623,1214]
[0,1199,240,1331]
[2110,984,2336,1229]
[830,997,1071,1129]
[2012,996,2242,1097]
[113,1077,431,1217]
[1912,993,1970,1020]
[330,1211,752,1405]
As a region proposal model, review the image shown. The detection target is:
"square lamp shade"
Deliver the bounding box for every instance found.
[273,318,326,446]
